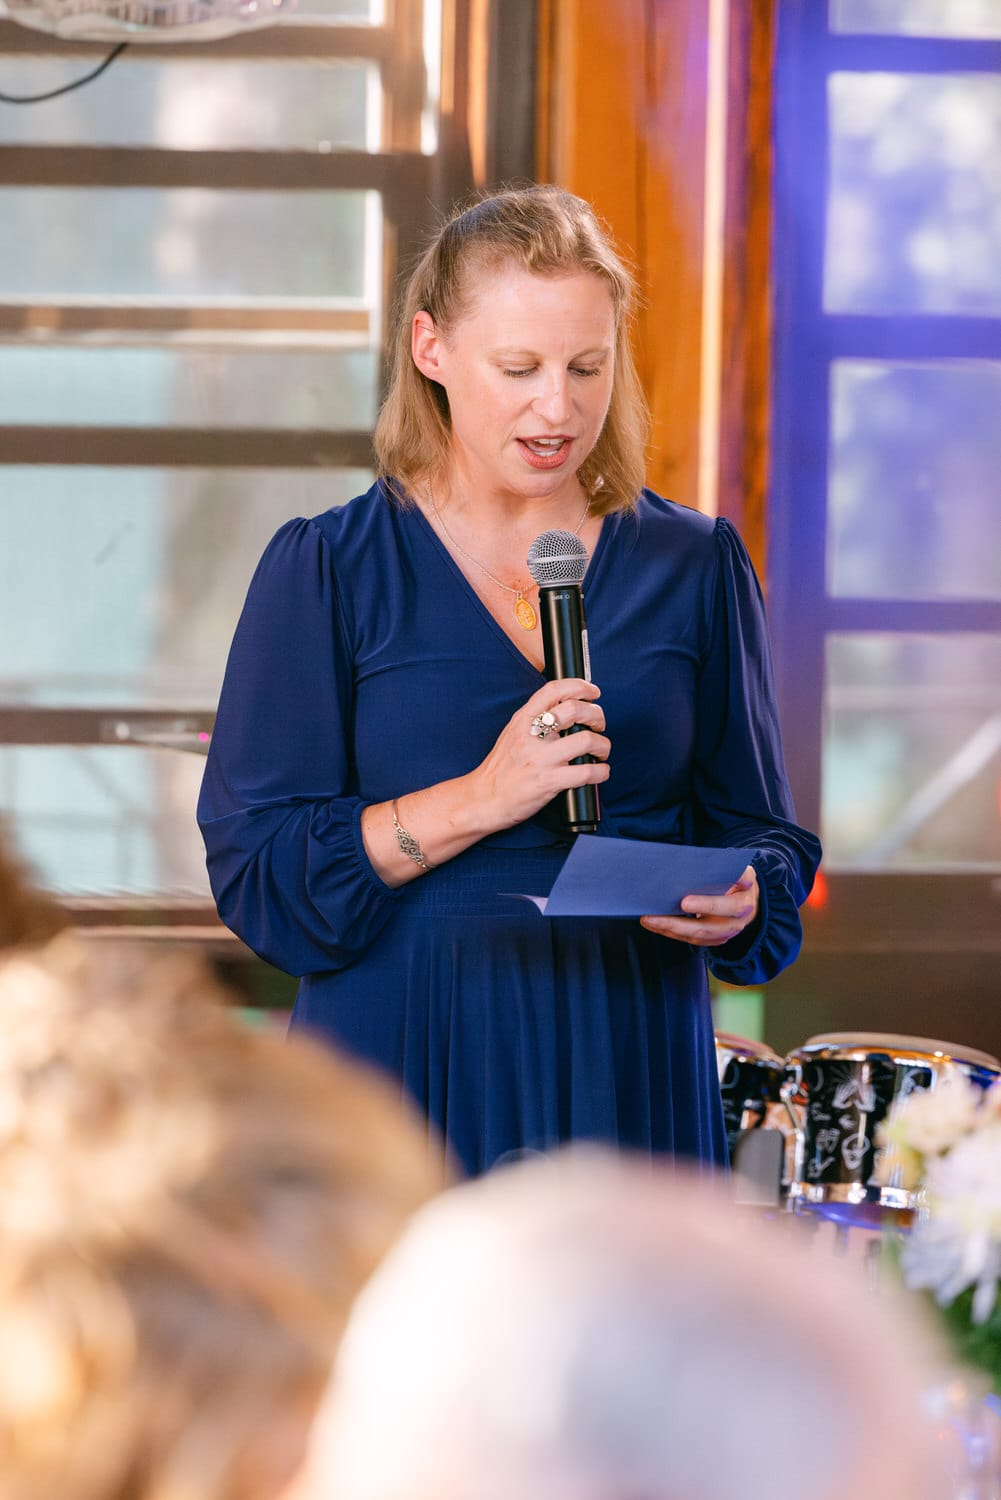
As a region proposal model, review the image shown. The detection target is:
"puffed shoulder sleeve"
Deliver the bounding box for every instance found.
[197,517,402,975]
[693,518,822,986]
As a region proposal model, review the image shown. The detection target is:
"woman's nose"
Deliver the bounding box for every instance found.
[533,373,572,424]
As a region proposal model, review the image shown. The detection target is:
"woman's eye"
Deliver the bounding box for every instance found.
[501,364,603,379]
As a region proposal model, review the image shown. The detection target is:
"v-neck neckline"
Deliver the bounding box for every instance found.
[409,499,614,678]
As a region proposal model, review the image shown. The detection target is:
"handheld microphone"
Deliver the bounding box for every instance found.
[526,529,599,835]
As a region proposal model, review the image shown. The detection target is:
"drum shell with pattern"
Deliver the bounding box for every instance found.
[714,1032,787,1165]
[783,1032,1001,1224]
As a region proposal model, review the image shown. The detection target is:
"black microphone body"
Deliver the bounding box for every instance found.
[536,579,599,834]
[527,528,600,834]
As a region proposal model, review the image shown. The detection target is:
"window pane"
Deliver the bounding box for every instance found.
[0,745,211,900]
[822,634,1001,870]
[0,467,373,708]
[0,58,377,150]
[828,360,1001,600]
[831,0,1001,38]
[0,189,373,301]
[826,73,1001,315]
[0,347,378,429]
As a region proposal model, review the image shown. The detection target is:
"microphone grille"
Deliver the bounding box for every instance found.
[526,529,588,587]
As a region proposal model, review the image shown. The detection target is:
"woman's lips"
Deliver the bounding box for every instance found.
[516,437,572,469]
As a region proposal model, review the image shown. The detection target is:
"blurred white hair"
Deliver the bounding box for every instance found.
[309,1147,955,1500]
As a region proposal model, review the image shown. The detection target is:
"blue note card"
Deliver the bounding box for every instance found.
[511,834,750,918]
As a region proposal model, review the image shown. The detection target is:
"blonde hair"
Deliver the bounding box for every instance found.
[374,184,650,515]
[0,935,442,1500]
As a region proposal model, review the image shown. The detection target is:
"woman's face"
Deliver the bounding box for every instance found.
[412,261,616,506]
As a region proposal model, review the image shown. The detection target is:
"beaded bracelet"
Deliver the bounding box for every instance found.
[392,798,433,872]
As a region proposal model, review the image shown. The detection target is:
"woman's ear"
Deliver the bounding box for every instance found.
[411,311,445,382]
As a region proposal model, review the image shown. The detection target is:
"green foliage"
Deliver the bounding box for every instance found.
[877,1231,1001,1400]
[936,1287,1001,1401]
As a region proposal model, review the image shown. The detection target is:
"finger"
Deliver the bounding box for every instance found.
[680,872,756,921]
[525,679,601,715]
[539,729,610,761]
[640,915,707,942]
[640,914,740,947]
[557,699,606,733]
[561,758,611,786]
[528,702,604,736]
[679,893,713,917]
[678,897,756,927]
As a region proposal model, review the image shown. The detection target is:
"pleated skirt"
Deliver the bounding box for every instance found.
[291,843,729,1178]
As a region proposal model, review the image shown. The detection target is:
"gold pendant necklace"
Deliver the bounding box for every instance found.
[428,489,590,631]
[514,592,537,631]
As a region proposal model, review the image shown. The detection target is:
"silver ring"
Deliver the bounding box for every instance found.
[530,710,559,739]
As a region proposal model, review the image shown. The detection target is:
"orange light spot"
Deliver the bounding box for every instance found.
[805,867,828,910]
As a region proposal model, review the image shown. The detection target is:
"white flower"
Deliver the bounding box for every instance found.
[901,1216,1001,1324]
[901,1123,1001,1325]
[925,1125,1001,1237]
[883,1075,982,1159]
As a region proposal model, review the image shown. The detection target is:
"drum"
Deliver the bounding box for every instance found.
[782,1032,1001,1224]
[714,1031,786,1165]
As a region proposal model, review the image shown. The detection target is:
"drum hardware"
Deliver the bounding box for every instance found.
[714,1032,790,1204]
[714,1032,786,1148]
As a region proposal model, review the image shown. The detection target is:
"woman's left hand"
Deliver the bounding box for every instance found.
[639,865,759,948]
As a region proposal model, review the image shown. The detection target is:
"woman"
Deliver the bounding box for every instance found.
[198,185,821,1177]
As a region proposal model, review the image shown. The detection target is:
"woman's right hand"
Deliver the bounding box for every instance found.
[469,679,611,833]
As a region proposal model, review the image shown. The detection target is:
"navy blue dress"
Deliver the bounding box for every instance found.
[198,483,821,1176]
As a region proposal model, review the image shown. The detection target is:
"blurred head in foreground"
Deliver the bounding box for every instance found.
[0,935,442,1500]
[311,1149,953,1500]
[0,822,67,952]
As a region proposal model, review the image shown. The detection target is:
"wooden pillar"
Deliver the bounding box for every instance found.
[537,0,774,578]
[719,0,775,564]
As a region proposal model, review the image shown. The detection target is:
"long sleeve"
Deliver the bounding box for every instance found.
[197,517,402,976]
[692,518,822,985]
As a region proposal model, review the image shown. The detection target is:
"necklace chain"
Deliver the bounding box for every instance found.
[427,488,591,599]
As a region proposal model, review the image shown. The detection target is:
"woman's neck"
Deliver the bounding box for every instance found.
[424,475,590,535]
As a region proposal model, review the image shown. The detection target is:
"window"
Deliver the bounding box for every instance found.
[0,0,446,923]
[764,1,1001,1062]
[771,3,1001,889]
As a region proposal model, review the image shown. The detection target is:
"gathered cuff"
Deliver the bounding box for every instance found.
[204,796,407,978]
[708,848,803,987]
[348,799,405,898]
[302,797,404,947]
